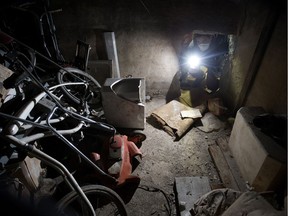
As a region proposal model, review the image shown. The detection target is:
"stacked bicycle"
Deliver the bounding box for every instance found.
[0,1,145,215]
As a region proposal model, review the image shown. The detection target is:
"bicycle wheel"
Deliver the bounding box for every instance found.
[57,67,101,108]
[56,185,128,216]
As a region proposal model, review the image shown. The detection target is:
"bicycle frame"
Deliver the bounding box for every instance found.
[0,4,132,214]
[1,0,91,67]
[39,2,65,62]
[0,82,117,215]
[2,0,65,62]
[1,82,116,181]
[4,134,96,216]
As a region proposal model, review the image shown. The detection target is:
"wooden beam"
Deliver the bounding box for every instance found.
[216,137,247,191]
[208,144,239,190]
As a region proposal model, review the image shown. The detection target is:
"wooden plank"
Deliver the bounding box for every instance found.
[208,144,240,190]
[174,176,211,216]
[216,136,230,152]
[216,137,247,191]
[0,65,13,106]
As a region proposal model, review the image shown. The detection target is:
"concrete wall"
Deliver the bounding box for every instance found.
[51,0,240,98]
[245,8,287,114]
[52,1,178,96]
[51,0,286,115]
[220,0,269,111]
[220,0,287,115]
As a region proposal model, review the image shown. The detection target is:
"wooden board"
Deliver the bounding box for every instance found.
[216,137,247,191]
[174,176,211,216]
[208,144,240,191]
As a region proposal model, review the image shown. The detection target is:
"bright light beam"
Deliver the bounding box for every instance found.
[187,55,201,69]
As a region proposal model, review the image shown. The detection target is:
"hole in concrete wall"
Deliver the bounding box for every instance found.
[178,30,230,94]
[165,30,234,106]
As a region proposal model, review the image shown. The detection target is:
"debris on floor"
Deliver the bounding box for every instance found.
[197,112,226,133]
[176,181,286,216]
[220,190,286,216]
[191,188,242,216]
[127,98,286,215]
[180,109,202,119]
[150,100,204,139]
[149,95,229,139]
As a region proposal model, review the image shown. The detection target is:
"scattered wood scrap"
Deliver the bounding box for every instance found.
[215,137,247,191]
[208,141,240,191]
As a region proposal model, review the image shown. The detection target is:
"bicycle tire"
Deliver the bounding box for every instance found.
[56,184,128,216]
[57,67,101,107]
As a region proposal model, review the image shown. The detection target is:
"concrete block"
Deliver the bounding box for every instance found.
[174,176,211,216]
[228,107,286,191]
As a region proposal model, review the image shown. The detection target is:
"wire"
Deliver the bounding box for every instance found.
[138,184,175,216]
[0,112,50,130]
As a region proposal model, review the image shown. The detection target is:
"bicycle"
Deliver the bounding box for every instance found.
[0,31,102,115]
[2,129,127,216]
[0,78,131,215]
[0,1,144,211]
[1,1,147,141]
[0,0,101,110]
[0,37,141,216]
[0,0,65,63]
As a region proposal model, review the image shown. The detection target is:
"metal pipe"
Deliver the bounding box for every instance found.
[46,107,116,182]
[20,122,85,143]
[5,135,96,216]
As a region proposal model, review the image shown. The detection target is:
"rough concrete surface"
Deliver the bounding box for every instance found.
[125,96,232,216]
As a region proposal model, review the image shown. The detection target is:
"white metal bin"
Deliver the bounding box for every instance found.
[101,78,145,129]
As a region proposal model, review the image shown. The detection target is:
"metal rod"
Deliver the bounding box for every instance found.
[46,107,116,182]
[5,134,96,216]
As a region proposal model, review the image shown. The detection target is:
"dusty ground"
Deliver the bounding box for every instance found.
[125,96,232,216]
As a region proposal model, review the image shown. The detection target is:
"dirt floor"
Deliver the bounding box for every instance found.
[125,96,232,216]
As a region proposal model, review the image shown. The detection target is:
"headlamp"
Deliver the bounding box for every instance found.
[187,55,201,69]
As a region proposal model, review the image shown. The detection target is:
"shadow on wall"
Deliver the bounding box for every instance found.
[166,71,181,103]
